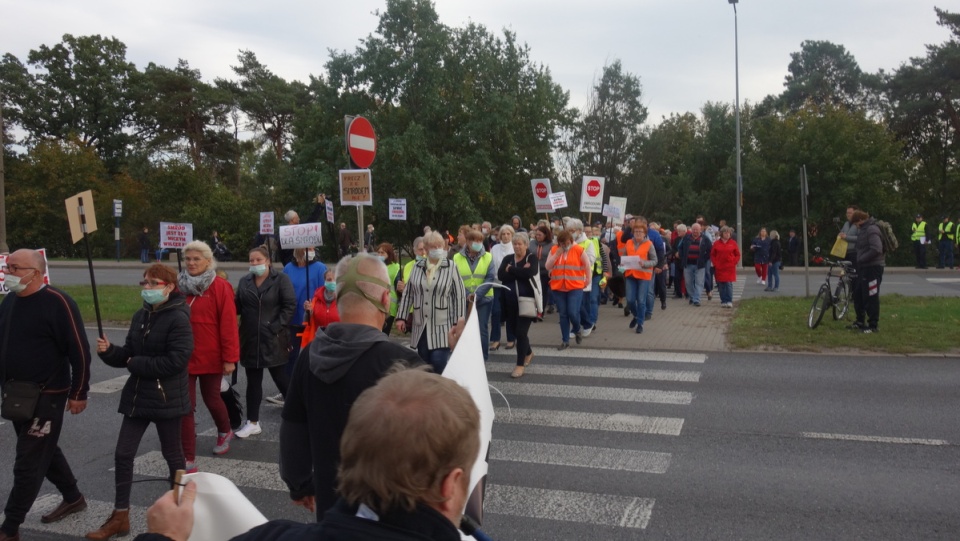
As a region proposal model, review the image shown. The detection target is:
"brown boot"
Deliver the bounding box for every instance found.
[85,509,130,540]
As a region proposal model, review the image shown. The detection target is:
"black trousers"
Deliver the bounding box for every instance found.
[2,392,81,536]
[853,265,884,329]
[245,366,289,423]
[504,308,533,367]
[114,415,184,509]
[913,240,927,268]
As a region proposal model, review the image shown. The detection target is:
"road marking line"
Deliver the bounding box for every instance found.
[801,432,949,446]
[132,451,286,491]
[26,493,149,537]
[88,375,129,394]
[492,440,671,473]
[927,278,960,283]
[492,381,693,404]
[492,349,705,363]
[485,361,701,382]
[495,407,684,435]
[485,485,655,529]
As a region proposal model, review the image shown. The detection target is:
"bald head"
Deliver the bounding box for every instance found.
[335,254,391,324]
[6,249,45,296]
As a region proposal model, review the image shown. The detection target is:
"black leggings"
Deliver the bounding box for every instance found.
[505,309,533,366]
[115,415,183,509]
[245,366,289,422]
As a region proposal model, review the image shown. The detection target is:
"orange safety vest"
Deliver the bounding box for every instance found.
[549,244,587,291]
[624,239,654,280]
[616,230,628,257]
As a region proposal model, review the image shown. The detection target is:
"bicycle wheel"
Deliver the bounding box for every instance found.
[832,279,850,320]
[808,284,831,329]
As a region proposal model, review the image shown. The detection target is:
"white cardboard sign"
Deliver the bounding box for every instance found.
[389,198,407,221]
[580,176,605,213]
[549,191,568,210]
[325,200,335,224]
[279,223,323,249]
[531,178,553,213]
[160,222,194,249]
[608,196,628,226]
[259,212,275,235]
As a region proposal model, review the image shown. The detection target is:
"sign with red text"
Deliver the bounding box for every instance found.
[160,222,194,249]
[279,223,323,249]
[531,178,553,213]
[580,176,605,213]
[389,198,407,220]
[259,212,275,235]
[339,169,373,206]
[325,200,335,224]
[0,249,51,295]
[549,191,568,211]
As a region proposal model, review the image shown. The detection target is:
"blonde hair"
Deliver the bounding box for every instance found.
[183,240,216,270]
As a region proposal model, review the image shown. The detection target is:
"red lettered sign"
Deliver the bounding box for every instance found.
[531,178,553,212]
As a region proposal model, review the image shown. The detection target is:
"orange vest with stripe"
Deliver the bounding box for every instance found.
[624,239,654,280]
[549,244,586,291]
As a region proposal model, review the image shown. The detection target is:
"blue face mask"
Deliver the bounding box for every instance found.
[141,288,168,305]
[249,264,267,276]
[324,281,337,292]
[470,242,483,252]
[377,255,386,262]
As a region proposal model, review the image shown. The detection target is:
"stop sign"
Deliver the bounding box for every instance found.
[586,179,601,197]
[535,182,548,198]
[347,116,377,168]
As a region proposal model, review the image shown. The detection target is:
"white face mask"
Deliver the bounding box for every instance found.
[249,264,267,276]
[428,249,446,261]
[307,250,316,261]
[5,273,35,294]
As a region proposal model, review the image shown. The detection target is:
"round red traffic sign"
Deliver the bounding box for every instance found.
[586,179,601,197]
[347,116,377,168]
[535,182,548,198]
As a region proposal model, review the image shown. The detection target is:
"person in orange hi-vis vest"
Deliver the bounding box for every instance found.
[545,230,590,350]
[621,222,658,334]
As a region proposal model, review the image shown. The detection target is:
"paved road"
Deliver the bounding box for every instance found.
[4,335,958,540]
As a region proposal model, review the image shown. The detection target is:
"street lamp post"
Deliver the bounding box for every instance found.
[729,0,743,267]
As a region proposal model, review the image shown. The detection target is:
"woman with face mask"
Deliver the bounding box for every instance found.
[85,264,192,540]
[395,231,467,373]
[233,246,297,439]
[306,269,341,332]
[453,229,496,360]
[177,241,239,472]
[489,224,517,350]
[376,243,401,333]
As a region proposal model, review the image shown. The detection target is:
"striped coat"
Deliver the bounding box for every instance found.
[396,258,467,351]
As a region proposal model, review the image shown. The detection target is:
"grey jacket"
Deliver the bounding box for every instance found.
[840,221,859,256]
[855,219,885,268]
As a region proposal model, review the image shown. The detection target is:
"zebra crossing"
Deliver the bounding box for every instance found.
[21,346,706,539]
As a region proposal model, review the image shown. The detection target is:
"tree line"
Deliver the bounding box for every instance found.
[1,1,957,266]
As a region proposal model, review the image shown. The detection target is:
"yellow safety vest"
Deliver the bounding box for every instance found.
[453,252,494,297]
[939,221,955,242]
[912,221,926,242]
[386,261,400,317]
[591,237,603,275]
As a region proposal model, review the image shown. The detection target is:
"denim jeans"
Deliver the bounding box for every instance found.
[553,289,583,344]
[490,287,515,344]
[684,265,705,304]
[767,262,781,289]
[417,333,451,374]
[580,274,603,329]
[717,281,733,304]
[939,239,954,268]
[625,277,651,328]
[140,248,150,263]
[476,300,493,361]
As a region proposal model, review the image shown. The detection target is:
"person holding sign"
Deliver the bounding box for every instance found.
[545,231,590,350]
[621,222,658,334]
[177,241,239,470]
[395,232,467,373]
[234,246,296,439]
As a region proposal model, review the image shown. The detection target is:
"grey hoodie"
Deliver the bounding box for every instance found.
[308,323,392,383]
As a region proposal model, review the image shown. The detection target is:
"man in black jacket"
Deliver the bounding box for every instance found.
[0,249,92,541]
[135,368,479,541]
[850,210,885,333]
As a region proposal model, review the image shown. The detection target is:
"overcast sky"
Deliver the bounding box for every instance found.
[1,0,953,125]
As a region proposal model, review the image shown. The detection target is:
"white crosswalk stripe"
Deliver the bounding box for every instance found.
[43,349,704,537]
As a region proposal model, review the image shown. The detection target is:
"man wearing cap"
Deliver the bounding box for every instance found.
[911,214,929,269]
[937,215,955,269]
[279,254,424,519]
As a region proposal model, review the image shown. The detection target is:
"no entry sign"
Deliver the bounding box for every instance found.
[580,176,605,213]
[347,116,377,169]
[531,178,553,213]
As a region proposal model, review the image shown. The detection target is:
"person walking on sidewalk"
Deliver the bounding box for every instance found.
[0,249,92,541]
[750,227,771,286]
[498,232,540,377]
[86,264,192,540]
[679,223,712,306]
[710,226,741,308]
[622,222,657,334]
[546,230,590,350]
[765,231,782,292]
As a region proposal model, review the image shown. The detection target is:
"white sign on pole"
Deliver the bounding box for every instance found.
[325,200,335,224]
[259,212,275,235]
[279,223,323,249]
[389,198,407,221]
[113,199,123,218]
[580,176,605,213]
[549,191,568,211]
[0,249,51,295]
[608,196,628,226]
[602,204,621,219]
[530,178,553,213]
[160,222,194,249]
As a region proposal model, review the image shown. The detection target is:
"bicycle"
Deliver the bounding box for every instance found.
[807,255,856,329]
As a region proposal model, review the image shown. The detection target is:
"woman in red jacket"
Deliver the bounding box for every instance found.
[177,240,240,472]
[710,226,741,308]
[308,269,340,331]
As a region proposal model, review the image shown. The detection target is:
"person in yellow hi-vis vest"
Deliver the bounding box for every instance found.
[911,214,929,269]
[375,243,401,333]
[937,215,955,269]
[395,236,426,322]
[453,230,495,361]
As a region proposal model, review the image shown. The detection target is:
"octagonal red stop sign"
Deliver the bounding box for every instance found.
[535,182,548,198]
[586,179,601,197]
[347,116,377,168]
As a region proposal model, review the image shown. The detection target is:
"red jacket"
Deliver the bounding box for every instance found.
[184,277,240,375]
[310,287,340,330]
[710,238,741,283]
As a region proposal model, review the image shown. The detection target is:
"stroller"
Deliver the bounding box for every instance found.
[213,240,233,262]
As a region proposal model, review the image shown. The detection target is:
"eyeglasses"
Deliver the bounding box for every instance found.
[4,265,36,274]
[139,280,168,287]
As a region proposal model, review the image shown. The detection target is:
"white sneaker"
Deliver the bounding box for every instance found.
[581,326,593,337]
[761,280,766,285]
[234,421,262,439]
[756,278,762,284]
[265,393,284,406]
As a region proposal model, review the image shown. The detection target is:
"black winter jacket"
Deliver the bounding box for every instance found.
[235,269,297,369]
[99,291,193,419]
